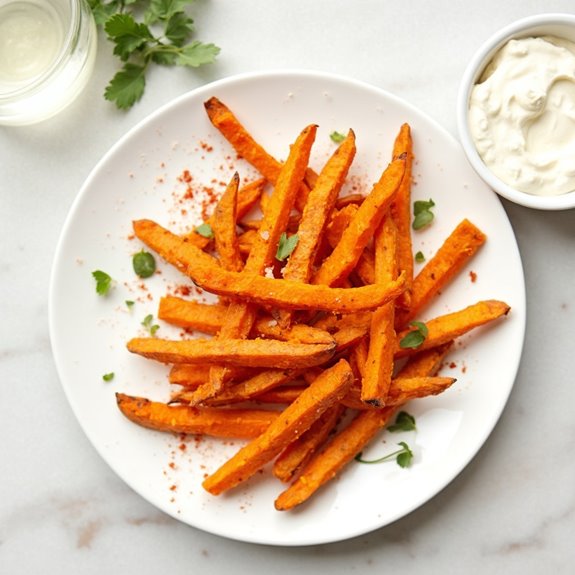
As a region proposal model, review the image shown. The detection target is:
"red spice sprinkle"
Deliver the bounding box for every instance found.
[469,270,478,283]
[178,443,187,452]
[178,169,193,183]
[449,361,457,369]
[170,484,177,492]
[169,462,176,470]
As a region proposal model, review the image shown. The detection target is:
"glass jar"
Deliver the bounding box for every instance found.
[0,0,97,125]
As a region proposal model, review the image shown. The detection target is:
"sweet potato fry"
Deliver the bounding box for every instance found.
[274,338,454,510]
[395,299,510,358]
[213,172,243,272]
[202,123,318,401]
[204,96,313,211]
[116,393,278,438]
[127,337,336,369]
[168,364,252,388]
[361,214,398,406]
[274,406,396,510]
[177,368,301,406]
[202,359,354,495]
[278,129,356,327]
[342,375,456,410]
[273,403,345,483]
[312,157,405,287]
[395,218,487,328]
[158,297,227,334]
[133,219,406,313]
[390,123,414,309]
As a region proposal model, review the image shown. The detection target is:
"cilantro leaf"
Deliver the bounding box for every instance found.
[145,0,195,24]
[387,411,417,433]
[412,198,435,230]
[104,63,146,109]
[102,372,115,382]
[276,233,299,261]
[415,250,425,263]
[399,321,429,349]
[194,222,214,238]
[92,270,113,296]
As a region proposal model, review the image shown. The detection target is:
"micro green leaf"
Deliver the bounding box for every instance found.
[194,222,214,238]
[399,321,428,349]
[132,250,156,278]
[276,233,299,261]
[330,131,346,143]
[92,270,113,296]
[415,250,425,263]
[142,314,160,336]
[102,372,115,382]
[412,198,435,230]
[387,411,417,433]
[355,442,414,468]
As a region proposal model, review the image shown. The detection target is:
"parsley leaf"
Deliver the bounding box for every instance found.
[92,270,113,296]
[412,198,436,230]
[104,63,146,110]
[91,0,220,109]
[387,411,417,433]
[194,222,214,238]
[102,372,115,382]
[415,250,425,263]
[105,13,153,61]
[276,233,299,261]
[399,321,429,349]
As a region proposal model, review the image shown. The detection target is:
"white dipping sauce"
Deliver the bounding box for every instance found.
[469,36,575,196]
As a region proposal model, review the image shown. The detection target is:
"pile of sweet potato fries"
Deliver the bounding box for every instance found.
[116,97,510,510]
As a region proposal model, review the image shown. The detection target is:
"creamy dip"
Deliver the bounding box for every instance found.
[469,35,575,196]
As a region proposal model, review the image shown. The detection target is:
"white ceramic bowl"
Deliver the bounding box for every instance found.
[457,13,575,210]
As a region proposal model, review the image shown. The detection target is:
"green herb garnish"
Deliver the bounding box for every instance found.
[194,222,214,239]
[133,250,156,278]
[355,441,414,468]
[387,411,417,433]
[102,372,115,382]
[399,321,428,349]
[276,232,299,261]
[88,1,220,109]
[329,131,346,143]
[126,300,135,308]
[142,313,160,336]
[92,270,113,296]
[414,250,426,263]
[412,198,435,230]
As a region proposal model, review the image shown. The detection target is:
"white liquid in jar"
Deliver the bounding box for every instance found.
[0,1,65,88]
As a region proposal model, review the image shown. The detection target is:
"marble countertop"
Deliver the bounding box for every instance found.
[1,1,574,573]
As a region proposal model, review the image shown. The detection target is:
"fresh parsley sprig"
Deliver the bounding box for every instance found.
[88,0,220,109]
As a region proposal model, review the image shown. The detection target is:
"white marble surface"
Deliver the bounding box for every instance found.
[1,0,574,572]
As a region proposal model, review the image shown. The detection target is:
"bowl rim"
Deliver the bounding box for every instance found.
[457,12,575,210]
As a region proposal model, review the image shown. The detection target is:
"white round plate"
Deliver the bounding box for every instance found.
[49,70,525,546]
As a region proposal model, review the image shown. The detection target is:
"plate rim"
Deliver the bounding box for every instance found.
[49,69,526,546]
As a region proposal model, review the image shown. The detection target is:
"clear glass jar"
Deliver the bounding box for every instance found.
[0,0,97,126]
